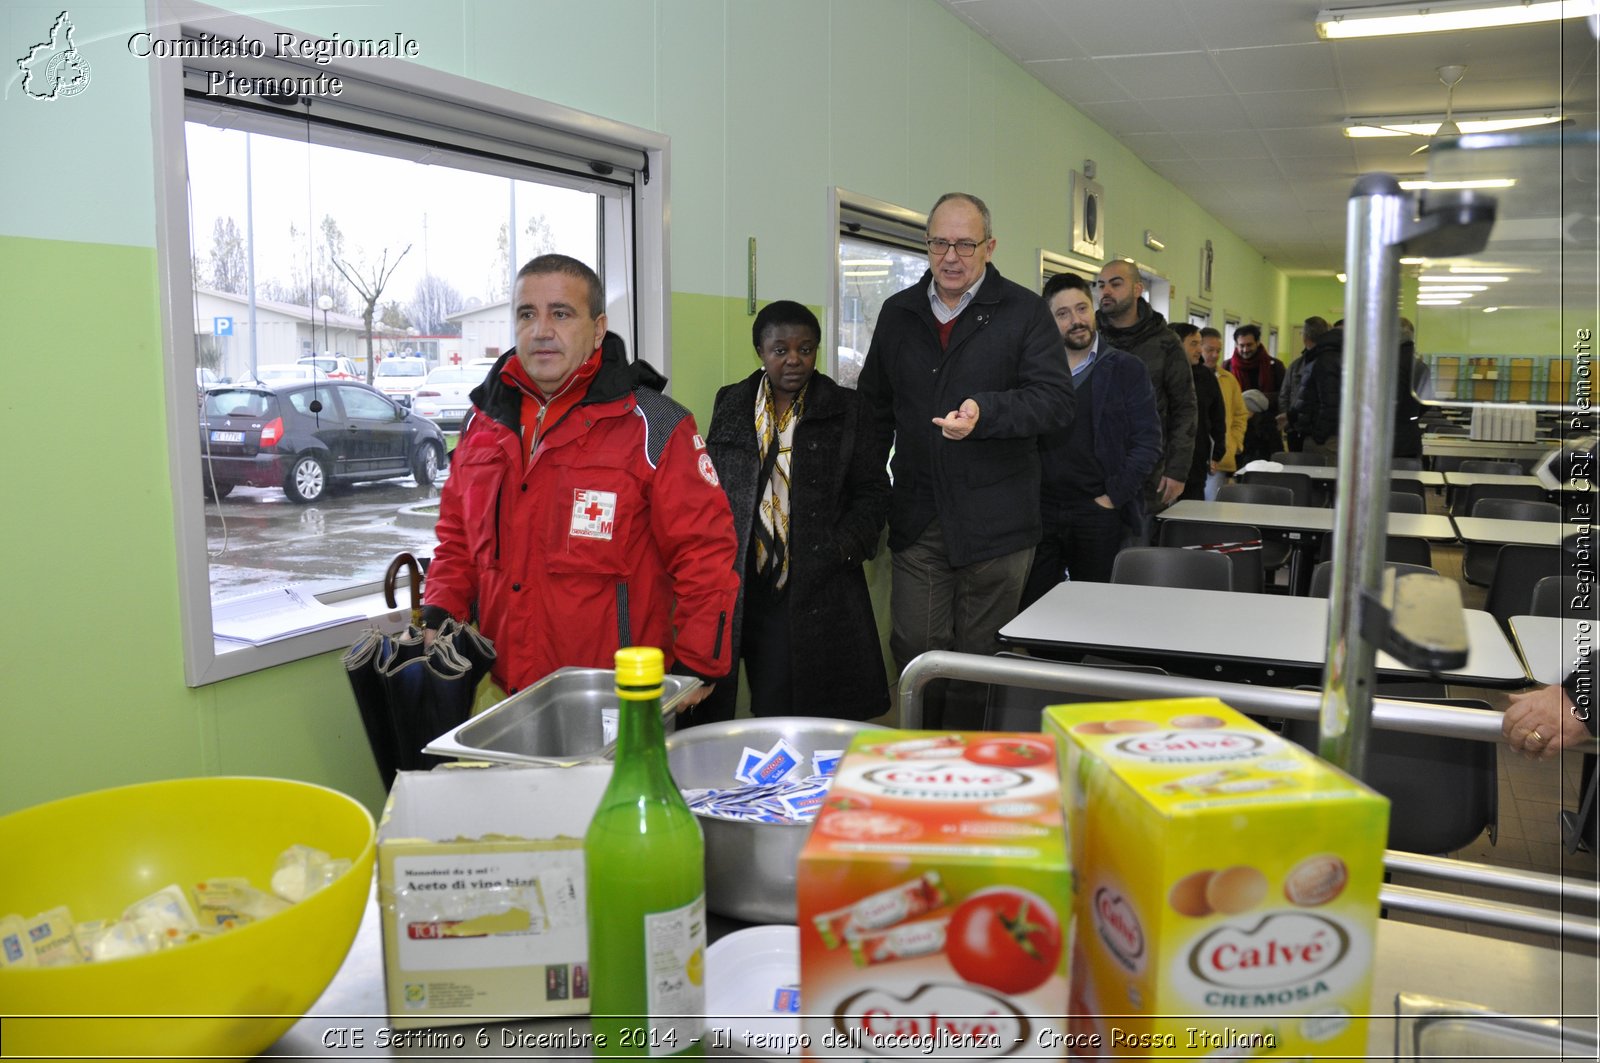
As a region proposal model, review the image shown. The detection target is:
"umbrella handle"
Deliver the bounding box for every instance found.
[384,552,423,629]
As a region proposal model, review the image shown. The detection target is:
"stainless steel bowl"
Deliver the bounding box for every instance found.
[666,716,873,924]
[424,666,700,767]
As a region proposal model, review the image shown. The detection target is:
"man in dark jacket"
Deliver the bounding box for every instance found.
[1293,320,1344,460]
[1278,316,1329,452]
[1173,323,1226,500]
[1394,316,1424,460]
[858,192,1074,726]
[1096,260,1197,518]
[1022,273,1161,607]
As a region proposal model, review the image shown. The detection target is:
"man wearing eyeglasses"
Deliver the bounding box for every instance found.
[858,192,1074,728]
[1095,260,1197,521]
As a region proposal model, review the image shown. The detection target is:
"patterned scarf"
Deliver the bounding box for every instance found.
[752,375,806,590]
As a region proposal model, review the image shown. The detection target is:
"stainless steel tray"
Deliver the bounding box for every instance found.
[1397,991,1598,1061]
[423,666,700,767]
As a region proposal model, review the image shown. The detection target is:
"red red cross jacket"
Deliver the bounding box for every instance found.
[422,334,739,695]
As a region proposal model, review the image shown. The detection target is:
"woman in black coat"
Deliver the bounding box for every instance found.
[691,301,891,723]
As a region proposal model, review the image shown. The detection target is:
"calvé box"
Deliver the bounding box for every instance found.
[377,764,610,1029]
[1043,698,1389,1058]
[798,730,1073,1060]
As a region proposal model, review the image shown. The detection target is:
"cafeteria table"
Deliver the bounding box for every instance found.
[1509,614,1593,685]
[1157,499,1456,593]
[1423,435,1555,463]
[1284,464,1446,488]
[1443,470,1592,493]
[269,885,1598,1058]
[998,581,1529,688]
[1451,516,1588,550]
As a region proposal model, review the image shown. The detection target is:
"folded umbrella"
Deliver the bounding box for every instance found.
[344,553,496,789]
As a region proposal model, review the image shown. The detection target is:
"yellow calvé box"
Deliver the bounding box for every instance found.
[1042,698,1388,1059]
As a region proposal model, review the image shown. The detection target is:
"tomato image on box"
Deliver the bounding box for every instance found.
[797,731,1074,1060]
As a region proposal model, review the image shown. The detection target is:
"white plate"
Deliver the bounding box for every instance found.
[704,924,801,1059]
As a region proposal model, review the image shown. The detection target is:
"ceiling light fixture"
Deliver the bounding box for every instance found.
[1398,178,1517,190]
[1483,306,1500,313]
[1419,274,1506,283]
[1144,230,1166,252]
[1417,298,1465,305]
[1345,113,1563,138]
[1316,0,1595,40]
[1449,265,1530,274]
[1336,272,1348,283]
[1399,257,1429,265]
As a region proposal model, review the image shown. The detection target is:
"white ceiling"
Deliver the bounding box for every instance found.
[939,0,1598,275]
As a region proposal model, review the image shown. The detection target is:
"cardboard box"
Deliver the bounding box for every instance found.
[377,765,610,1029]
[1043,698,1389,1058]
[797,731,1072,1060]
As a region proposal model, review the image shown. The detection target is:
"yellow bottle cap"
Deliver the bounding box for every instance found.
[615,646,665,700]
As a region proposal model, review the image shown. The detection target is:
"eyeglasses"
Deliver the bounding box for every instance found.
[926,237,982,258]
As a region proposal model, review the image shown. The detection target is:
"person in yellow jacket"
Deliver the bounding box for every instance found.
[1200,328,1247,500]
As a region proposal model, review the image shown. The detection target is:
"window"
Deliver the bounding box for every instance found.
[1268,326,1280,358]
[1039,250,1102,289]
[1223,315,1242,356]
[832,190,929,388]
[1187,301,1212,328]
[152,1,667,684]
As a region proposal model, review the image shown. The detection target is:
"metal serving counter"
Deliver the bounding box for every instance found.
[265,886,1596,1058]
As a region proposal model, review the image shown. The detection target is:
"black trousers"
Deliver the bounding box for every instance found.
[1020,499,1125,610]
[678,566,795,727]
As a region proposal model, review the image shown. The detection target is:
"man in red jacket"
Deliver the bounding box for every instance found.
[422,254,737,702]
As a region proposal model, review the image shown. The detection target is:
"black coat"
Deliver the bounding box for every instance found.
[705,371,891,720]
[858,265,1074,566]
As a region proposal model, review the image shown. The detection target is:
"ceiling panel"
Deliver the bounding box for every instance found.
[1100,51,1233,100]
[935,0,1594,273]
[1212,43,1339,92]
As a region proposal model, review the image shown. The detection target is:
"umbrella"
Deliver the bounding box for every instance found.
[344,553,496,788]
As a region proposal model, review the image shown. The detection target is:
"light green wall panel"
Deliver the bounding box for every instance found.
[658,0,726,299]
[831,0,912,205]
[1416,307,1564,358]
[2,1,157,247]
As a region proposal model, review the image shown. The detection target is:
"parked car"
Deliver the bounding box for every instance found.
[199,380,448,503]
[410,366,478,429]
[297,355,360,380]
[372,355,428,406]
[246,363,332,387]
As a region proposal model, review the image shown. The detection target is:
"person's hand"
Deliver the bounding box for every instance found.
[1276,413,1289,432]
[1094,495,1114,510]
[932,399,980,440]
[675,683,715,711]
[1502,683,1587,759]
[1159,476,1185,505]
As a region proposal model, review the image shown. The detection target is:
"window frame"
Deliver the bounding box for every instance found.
[1038,249,1103,288]
[830,188,928,382]
[150,0,671,686]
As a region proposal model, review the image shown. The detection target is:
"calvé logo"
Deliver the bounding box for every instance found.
[836,982,1028,1057]
[1114,731,1267,764]
[1092,886,1145,973]
[861,763,1026,800]
[1189,912,1349,989]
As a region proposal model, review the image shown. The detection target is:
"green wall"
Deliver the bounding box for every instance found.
[2,0,1288,817]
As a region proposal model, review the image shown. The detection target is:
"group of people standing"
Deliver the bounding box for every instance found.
[416,193,1347,728]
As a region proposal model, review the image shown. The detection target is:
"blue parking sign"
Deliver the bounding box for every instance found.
[214,316,233,336]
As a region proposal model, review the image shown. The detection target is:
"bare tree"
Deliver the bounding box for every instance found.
[487,214,557,301]
[332,245,413,384]
[208,217,247,293]
[409,273,465,335]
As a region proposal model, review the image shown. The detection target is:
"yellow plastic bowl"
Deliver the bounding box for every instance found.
[0,777,375,1061]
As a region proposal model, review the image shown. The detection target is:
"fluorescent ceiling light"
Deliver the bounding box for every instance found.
[840,259,892,267]
[1449,265,1530,274]
[1420,284,1489,290]
[1399,257,1429,265]
[1419,274,1506,283]
[1345,114,1562,137]
[1398,178,1517,190]
[1483,306,1500,313]
[1417,298,1465,305]
[1316,1,1595,40]
[1336,272,1348,283]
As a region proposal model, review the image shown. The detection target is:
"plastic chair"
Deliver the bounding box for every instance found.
[1235,471,1315,507]
[1271,451,1330,467]
[1450,482,1550,518]
[1110,547,1233,591]
[1317,535,1432,569]
[1391,457,1423,471]
[1283,695,1498,855]
[1460,459,1525,475]
[1530,575,1583,618]
[1390,478,1428,505]
[1307,560,1438,599]
[1387,491,1425,514]
[981,653,1169,731]
[1157,520,1266,593]
[1483,545,1563,629]
[1217,482,1295,507]
[1462,498,1564,585]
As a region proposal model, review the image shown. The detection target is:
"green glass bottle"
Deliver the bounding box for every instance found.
[584,647,706,1058]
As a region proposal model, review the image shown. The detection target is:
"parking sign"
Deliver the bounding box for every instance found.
[213,316,233,336]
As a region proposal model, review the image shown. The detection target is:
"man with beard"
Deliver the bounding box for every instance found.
[1225,324,1285,410]
[1020,272,1161,607]
[1095,260,1196,521]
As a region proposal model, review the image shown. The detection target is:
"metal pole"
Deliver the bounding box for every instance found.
[1320,174,1407,777]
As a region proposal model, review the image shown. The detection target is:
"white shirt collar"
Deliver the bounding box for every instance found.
[928,269,986,325]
